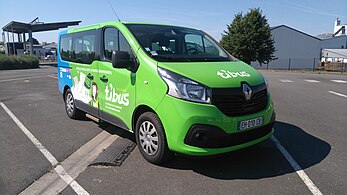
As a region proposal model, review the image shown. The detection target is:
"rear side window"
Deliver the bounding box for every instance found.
[60,35,73,61]
[73,32,96,64]
[59,30,97,64]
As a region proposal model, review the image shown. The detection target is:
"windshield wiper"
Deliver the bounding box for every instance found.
[151,55,177,61]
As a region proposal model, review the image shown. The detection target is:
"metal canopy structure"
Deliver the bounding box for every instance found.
[2,21,81,33]
[2,17,81,55]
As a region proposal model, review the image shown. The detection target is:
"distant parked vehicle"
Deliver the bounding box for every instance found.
[44,55,55,60]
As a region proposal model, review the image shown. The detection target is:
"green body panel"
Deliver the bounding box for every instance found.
[98,61,136,129]
[158,61,265,88]
[134,49,168,112]
[61,21,274,156]
[69,60,137,130]
[156,94,274,155]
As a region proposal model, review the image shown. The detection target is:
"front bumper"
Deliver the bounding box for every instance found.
[155,94,275,156]
[184,112,275,148]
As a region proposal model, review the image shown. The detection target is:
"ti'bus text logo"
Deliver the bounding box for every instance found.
[105,84,130,106]
[217,70,250,79]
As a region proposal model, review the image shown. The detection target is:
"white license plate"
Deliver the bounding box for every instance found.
[238,116,264,130]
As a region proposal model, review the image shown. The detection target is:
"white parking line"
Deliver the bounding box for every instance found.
[0,75,50,83]
[330,80,347,83]
[304,79,320,83]
[47,74,58,79]
[21,130,118,195]
[279,79,293,83]
[271,136,322,195]
[328,91,347,98]
[0,102,89,195]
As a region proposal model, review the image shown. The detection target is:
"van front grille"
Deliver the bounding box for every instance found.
[211,83,268,117]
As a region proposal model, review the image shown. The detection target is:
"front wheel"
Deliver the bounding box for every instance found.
[135,112,173,164]
[64,89,85,119]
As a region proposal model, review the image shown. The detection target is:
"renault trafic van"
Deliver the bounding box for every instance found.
[57,22,275,164]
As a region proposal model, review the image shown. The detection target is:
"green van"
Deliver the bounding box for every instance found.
[57,22,275,164]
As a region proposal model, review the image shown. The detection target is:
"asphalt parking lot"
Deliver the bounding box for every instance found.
[0,66,346,195]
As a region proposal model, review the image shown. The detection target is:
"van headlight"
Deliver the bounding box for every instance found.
[158,67,211,104]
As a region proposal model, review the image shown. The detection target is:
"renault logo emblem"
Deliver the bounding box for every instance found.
[242,83,252,101]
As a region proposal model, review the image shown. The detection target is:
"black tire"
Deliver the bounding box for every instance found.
[135,112,174,164]
[64,89,85,119]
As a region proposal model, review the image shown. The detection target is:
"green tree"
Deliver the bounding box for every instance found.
[26,37,40,45]
[220,8,275,65]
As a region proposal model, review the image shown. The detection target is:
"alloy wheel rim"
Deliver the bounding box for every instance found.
[139,121,159,156]
[66,93,74,115]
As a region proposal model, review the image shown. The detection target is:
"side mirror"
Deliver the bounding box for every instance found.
[112,51,135,69]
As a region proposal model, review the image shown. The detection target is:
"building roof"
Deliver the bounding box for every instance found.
[321,34,347,41]
[42,43,57,49]
[271,25,321,41]
[2,21,81,33]
[317,33,334,39]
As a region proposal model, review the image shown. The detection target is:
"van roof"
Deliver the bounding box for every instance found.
[66,21,199,33]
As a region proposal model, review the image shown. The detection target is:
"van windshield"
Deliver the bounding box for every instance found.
[126,24,234,62]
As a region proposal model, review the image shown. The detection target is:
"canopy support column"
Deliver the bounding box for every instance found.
[28,29,33,55]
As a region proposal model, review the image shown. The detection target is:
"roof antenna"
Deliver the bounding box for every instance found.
[106,0,121,22]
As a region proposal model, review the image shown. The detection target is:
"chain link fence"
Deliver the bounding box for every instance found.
[251,58,347,72]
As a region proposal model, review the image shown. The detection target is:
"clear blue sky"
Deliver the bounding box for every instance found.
[0,0,346,43]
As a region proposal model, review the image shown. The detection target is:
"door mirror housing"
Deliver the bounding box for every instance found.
[112,51,135,69]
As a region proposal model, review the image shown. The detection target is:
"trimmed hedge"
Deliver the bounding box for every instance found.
[0,54,40,70]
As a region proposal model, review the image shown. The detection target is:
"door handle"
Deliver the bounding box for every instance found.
[87,73,94,80]
[100,75,108,82]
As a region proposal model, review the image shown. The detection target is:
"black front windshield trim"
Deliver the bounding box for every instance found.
[125,24,235,62]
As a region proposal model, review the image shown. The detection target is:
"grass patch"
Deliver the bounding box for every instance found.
[0,54,40,70]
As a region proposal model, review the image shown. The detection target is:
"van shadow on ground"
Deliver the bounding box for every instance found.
[94,120,330,180]
[159,121,331,180]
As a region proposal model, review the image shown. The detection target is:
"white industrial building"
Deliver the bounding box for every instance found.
[320,18,347,63]
[321,18,347,50]
[321,49,347,63]
[333,18,346,37]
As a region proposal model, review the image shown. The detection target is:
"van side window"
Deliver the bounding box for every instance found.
[185,34,204,53]
[104,28,133,61]
[119,33,131,53]
[119,32,135,61]
[104,28,119,60]
[72,32,96,64]
[60,35,73,61]
[202,37,219,55]
[184,34,221,56]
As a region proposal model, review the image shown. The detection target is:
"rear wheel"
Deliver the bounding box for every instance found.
[135,112,173,164]
[64,89,85,119]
